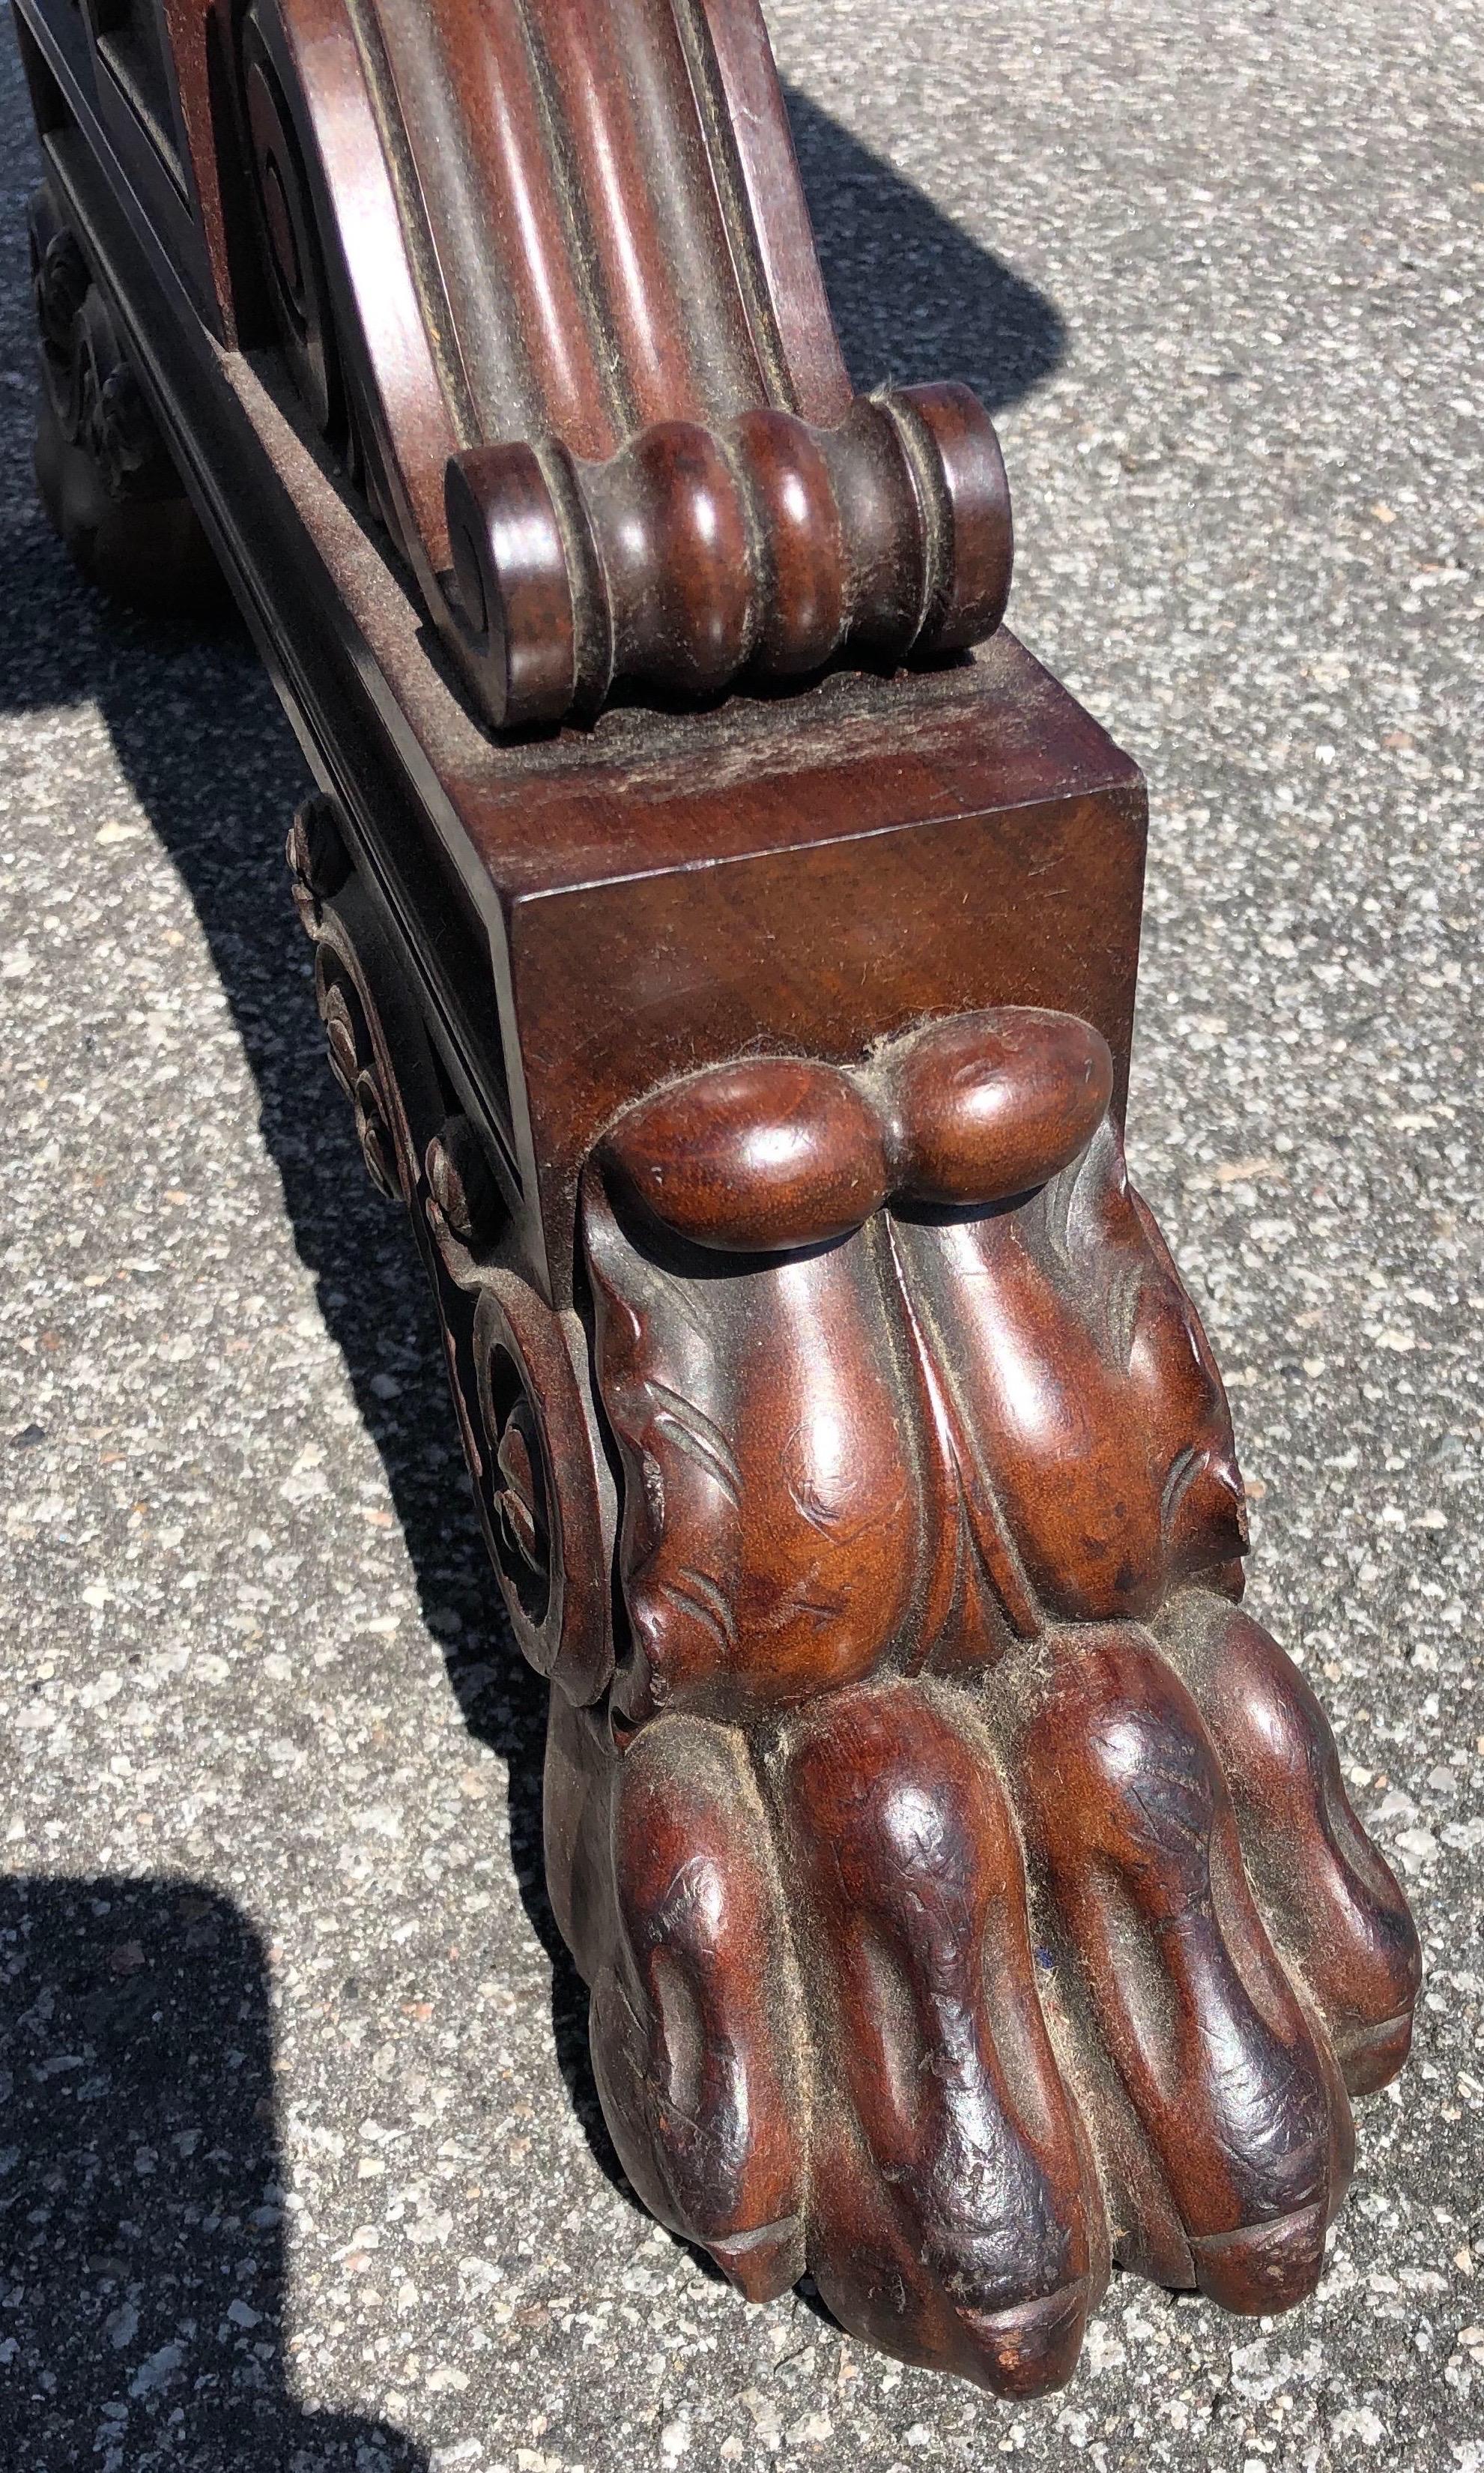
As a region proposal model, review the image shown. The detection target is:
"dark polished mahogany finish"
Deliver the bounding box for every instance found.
[13,0,1417,2400]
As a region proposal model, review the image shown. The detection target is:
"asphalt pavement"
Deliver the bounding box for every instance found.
[1,2,1481,2467]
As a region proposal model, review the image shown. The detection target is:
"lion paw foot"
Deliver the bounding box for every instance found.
[548,1596,1417,2394]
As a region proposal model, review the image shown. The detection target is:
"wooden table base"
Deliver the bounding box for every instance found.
[11,0,1418,2396]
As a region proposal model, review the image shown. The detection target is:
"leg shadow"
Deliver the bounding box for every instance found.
[0,1874,428,2469]
[0,522,629,2216]
[783,85,1066,406]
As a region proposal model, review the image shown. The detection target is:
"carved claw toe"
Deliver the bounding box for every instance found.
[1160,1594,1422,2098]
[1014,1624,1343,2310]
[781,1677,1099,2391]
[554,1674,1097,2395]
[1187,2203,1330,2317]
[578,1707,809,2297]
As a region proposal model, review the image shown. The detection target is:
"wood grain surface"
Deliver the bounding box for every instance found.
[11,0,1420,2400]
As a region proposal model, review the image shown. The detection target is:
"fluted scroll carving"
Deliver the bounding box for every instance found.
[445,381,1012,724]
[234,0,1014,727]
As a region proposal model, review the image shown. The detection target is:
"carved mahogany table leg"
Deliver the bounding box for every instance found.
[13,0,1417,2399]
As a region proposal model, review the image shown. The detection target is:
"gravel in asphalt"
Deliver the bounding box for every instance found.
[1,3,1480,2467]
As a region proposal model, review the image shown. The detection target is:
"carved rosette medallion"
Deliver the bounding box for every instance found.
[464,1277,613,1704]
[313,950,402,1205]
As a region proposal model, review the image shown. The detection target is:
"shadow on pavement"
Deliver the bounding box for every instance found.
[785,86,1067,408]
[0,87,1066,2226]
[0,1874,428,2469]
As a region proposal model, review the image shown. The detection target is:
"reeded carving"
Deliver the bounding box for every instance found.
[445,381,1011,724]
[232,0,1014,727]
